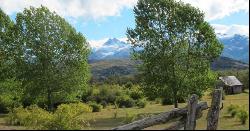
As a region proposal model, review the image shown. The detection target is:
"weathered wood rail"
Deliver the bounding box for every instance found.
[112,88,223,130]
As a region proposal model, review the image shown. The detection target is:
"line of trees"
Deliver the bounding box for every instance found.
[0,6,90,111]
[1,0,225,111]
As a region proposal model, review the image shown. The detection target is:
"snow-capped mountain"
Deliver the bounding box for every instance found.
[89,38,131,60]
[219,34,249,63]
[89,34,249,63]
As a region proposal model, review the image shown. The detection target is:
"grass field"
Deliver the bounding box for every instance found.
[0,90,249,130]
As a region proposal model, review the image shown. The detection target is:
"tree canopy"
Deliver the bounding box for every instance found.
[1,6,90,110]
[127,0,224,107]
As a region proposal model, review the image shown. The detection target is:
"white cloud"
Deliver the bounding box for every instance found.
[0,0,248,21]
[88,38,109,48]
[181,0,249,21]
[212,24,249,37]
[0,0,137,20]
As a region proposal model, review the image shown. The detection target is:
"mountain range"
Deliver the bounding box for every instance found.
[89,34,249,63]
[88,34,249,83]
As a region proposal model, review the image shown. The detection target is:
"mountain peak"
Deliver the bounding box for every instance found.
[104,38,121,46]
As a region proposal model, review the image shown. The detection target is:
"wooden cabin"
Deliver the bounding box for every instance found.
[218,76,243,94]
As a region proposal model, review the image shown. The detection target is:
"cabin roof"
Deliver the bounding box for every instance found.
[219,76,243,86]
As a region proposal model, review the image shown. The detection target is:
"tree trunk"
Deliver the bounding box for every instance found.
[47,88,53,111]
[173,91,178,108]
[174,98,178,108]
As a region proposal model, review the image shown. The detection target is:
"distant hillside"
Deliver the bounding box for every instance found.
[211,56,249,70]
[90,57,249,83]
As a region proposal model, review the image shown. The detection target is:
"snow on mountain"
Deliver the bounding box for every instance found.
[219,34,249,63]
[89,34,249,63]
[89,38,131,60]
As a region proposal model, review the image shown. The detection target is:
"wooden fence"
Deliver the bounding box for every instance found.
[112,88,223,130]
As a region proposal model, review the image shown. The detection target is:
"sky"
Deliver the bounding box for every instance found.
[0,0,249,48]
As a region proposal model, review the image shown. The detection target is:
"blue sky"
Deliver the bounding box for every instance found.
[75,8,135,40]
[0,0,249,47]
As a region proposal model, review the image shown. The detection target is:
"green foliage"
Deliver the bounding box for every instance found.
[85,84,123,105]
[88,102,102,112]
[49,103,92,130]
[0,79,23,113]
[6,105,53,129]
[161,98,173,106]
[11,6,90,110]
[7,103,92,130]
[136,99,147,108]
[226,104,248,125]
[116,95,135,108]
[155,98,162,104]
[123,112,137,124]
[0,8,22,113]
[236,109,248,125]
[125,81,133,89]
[129,85,144,100]
[127,0,223,108]
[100,100,108,108]
[227,104,239,117]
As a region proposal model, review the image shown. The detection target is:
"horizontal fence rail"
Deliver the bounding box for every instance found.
[112,101,208,130]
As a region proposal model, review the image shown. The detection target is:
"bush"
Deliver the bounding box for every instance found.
[88,102,102,112]
[6,105,53,129]
[7,103,92,130]
[123,112,137,124]
[85,85,123,105]
[155,98,161,104]
[125,82,133,89]
[161,98,173,105]
[49,103,92,130]
[116,95,135,108]
[100,100,108,108]
[227,104,239,117]
[136,99,147,108]
[177,97,186,103]
[129,85,144,100]
[236,109,248,125]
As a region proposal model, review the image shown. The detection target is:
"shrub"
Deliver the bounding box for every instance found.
[116,95,135,108]
[125,82,133,89]
[49,103,92,130]
[161,98,173,105]
[136,99,147,108]
[88,102,102,112]
[123,112,137,124]
[227,104,239,117]
[177,97,186,103]
[129,85,144,100]
[155,98,161,104]
[100,100,108,108]
[6,105,53,129]
[7,103,92,130]
[236,109,248,125]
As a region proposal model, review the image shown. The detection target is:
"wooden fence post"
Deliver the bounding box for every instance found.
[184,94,198,130]
[207,88,223,130]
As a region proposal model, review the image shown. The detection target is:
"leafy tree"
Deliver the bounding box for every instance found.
[0,8,23,112]
[13,6,90,110]
[127,0,223,108]
[0,8,15,81]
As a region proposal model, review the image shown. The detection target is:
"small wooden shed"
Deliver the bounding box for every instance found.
[218,76,243,94]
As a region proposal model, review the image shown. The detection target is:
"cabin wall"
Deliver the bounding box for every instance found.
[224,85,242,94]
